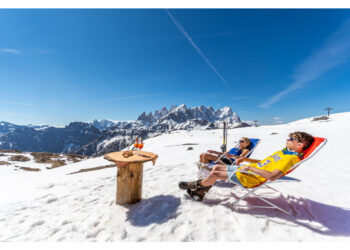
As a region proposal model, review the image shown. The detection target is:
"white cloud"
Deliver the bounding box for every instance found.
[0,48,21,55]
[269,117,284,124]
[260,19,350,108]
[0,48,58,55]
[165,9,229,87]
[0,99,35,106]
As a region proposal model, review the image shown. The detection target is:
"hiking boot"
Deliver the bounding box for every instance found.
[179,179,203,190]
[187,186,212,201]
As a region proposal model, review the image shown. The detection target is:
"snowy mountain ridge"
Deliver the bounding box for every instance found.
[76,104,248,156]
[0,104,248,156]
[137,104,242,128]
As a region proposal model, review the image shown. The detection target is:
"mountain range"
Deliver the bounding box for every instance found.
[0,104,250,156]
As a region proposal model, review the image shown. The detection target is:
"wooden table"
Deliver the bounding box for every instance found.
[104,150,158,205]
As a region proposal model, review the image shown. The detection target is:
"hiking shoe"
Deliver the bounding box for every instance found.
[179,180,203,190]
[187,186,212,201]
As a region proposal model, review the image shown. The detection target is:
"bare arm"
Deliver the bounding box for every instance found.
[241,166,284,181]
[227,149,250,160]
[239,149,250,158]
[236,157,260,164]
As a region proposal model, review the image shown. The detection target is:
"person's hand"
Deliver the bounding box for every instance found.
[240,165,250,171]
[235,157,245,165]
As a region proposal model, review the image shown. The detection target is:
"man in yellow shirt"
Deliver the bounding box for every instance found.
[179,131,314,201]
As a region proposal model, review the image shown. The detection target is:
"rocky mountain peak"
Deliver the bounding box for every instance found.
[216,106,233,118]
[137,112,147,121]
[154,106,168,120]
[137,111,156,125]
[137,104,244,128]
[169,105,178,112]
[175,104,187,111]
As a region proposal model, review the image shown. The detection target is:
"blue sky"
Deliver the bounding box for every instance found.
[1,9,350,126]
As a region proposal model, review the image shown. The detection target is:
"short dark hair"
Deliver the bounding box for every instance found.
[289,131,314,150]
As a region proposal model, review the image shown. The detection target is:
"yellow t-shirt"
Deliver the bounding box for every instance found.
[236,149,301,188]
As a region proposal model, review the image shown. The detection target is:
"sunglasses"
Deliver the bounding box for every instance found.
[239,140,245,143]
[288,137,299,142]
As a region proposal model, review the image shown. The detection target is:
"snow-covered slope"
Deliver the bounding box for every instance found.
[1,112,350,241]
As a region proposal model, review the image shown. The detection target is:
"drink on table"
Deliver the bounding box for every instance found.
[138,138,143,150]
[134,137,138,150]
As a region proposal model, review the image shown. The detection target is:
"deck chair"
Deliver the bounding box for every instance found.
[229,137,327,216]
[197,138,260,179]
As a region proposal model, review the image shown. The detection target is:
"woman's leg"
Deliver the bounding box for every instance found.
[200,153,220,164]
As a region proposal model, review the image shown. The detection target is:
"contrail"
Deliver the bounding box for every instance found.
[260,19,350,108]
[165,9,229,87]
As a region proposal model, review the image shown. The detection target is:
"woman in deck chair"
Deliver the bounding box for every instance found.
[180,131,314,201]
[198,137,252,167]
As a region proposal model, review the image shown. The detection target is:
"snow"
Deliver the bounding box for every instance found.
[172,104,187,113]
[98,136,125,150]
[0,112,350,241]
[63,142,79,153]
[216,106,232,118]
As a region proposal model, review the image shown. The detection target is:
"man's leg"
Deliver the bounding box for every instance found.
[184,164,228,201]
[179,164,228,190]
[200,164,228,186]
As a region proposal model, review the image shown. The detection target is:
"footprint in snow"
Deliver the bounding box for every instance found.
[31,220,45,227]
[46,197,58,204]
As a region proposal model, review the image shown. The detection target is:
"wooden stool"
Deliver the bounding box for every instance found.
[104,151,158,205]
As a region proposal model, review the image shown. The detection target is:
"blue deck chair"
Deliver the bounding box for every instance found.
[197,138,260,179]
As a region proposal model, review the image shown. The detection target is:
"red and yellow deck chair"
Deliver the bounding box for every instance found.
[230,137,327,216]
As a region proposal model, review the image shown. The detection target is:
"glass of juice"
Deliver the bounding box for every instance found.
[138,138,143,150]
[134,137,138,149]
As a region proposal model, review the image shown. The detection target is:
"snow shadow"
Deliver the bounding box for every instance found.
[125,195,181,227]
[278,176,301,182]
[214,181,235,189]
[213,177,301,189]
[205,191,350,237]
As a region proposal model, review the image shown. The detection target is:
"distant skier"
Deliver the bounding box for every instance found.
[180,131,314,201]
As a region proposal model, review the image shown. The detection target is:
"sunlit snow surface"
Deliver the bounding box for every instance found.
[0,113,350,241]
